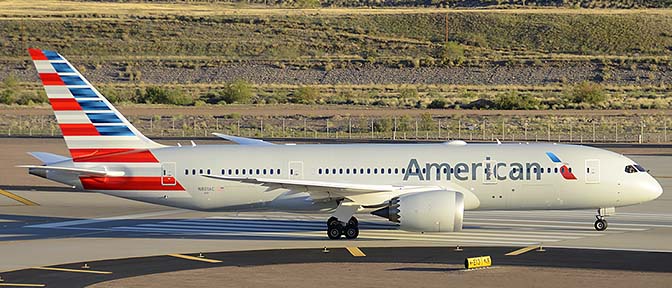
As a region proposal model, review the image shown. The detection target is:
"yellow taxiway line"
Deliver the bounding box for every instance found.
[0,283,46,287]
[169,254,222,263]
[0,190,39,206]
[32,266,112,274]
[505,245,541,256]
[346,247,366,257]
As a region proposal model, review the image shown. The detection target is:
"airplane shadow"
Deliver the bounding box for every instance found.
[388,267,464,272]
[0,213,400,242]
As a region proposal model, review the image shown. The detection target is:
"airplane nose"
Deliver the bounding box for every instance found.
[645,177,663,201]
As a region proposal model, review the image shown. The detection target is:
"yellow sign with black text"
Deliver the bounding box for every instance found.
[464,256,492,269]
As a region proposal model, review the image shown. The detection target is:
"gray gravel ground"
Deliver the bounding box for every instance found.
[3,60,671,86]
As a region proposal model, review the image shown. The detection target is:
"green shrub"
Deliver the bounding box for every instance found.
[202,80,254,104]
[373,117,393,132]
[139,87,193,105]
[427,99,447,109]
[441,42,464,64]
[15,91,47,105]
[294,0,320,8]
[570,81,607,104]
[399,88,418,99]
[291,86,319,104]
[494,92,539,110]
[0,74,19,104]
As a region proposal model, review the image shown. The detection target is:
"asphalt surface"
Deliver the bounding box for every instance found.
[1,140,672,286]
[2,247,671,288]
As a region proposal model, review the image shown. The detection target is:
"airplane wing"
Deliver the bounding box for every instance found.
[202,174,481,209]
[212,133,276,146]
[201,174,439,206]
[17,165,125,177]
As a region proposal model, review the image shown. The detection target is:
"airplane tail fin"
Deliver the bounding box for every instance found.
[28,48,164,160]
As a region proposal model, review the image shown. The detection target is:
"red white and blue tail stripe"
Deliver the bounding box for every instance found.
[29,48,164,162]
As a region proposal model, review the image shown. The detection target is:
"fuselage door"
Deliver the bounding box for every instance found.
[289,161,304,180]
[161,162,177,186]
[585,159,600,184]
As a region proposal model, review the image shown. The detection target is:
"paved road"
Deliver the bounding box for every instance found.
[2,247,672,288]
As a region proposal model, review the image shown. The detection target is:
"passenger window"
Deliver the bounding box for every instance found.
[319,168,323,174]
[388,168,392,174]
[554,168,558,173]
[332,169,336,174]
[374,168,378,174]
[207,169,211,175]
[235,169,239,175]
[249,169,253,175]
[325,169,329,175]
[402,168,406,174]
[228,169,232,175]
[185,169,189,175]
[625,165,637,173]
[360,168,364,174]
[353,168,357,175]
[339,168,343,174]
[192,169,196,175]
[242,169,246,175]
[395,168,399,174]
[263,169,267,175]
[367,168,371,174]
[277,169,280,174]
[270,169,273,175]
[256,169,260,175]
[380,168,384,175]
[346,168,350,174]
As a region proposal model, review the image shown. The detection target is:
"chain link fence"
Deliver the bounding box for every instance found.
[1,114,669,143]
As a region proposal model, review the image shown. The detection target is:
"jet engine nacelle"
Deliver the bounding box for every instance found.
[372,190,464,232]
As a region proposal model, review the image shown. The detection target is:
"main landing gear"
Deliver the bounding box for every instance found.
[594,207,614,231]
[327,216,359,240]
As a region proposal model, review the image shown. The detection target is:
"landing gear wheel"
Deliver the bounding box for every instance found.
[344,225,359,239]
[347,216,358,227]
[327,217,339,227]
[594,219,608,231]
[327,225,342,240]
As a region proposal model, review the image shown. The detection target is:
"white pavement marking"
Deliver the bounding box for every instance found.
[26,210,186,228]
[25,210,666,247]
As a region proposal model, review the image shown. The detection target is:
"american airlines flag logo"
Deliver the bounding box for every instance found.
[29,48,158,163]
[545,152,577,180]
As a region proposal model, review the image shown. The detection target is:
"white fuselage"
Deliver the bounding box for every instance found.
[45,142,663,214]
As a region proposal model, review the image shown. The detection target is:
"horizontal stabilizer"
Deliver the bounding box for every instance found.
[28,152,69,165]
[212,133,276,146]
[17,165,125,177]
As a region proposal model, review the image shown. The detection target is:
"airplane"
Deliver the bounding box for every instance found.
[20,49,663,239]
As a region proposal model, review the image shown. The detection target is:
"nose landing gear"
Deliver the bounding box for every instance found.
[594,216,608,231]
[594,207,614,231]
[326,216,359,240]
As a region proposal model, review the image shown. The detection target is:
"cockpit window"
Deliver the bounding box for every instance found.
[625,165,637,173]
[634,164,646,172]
